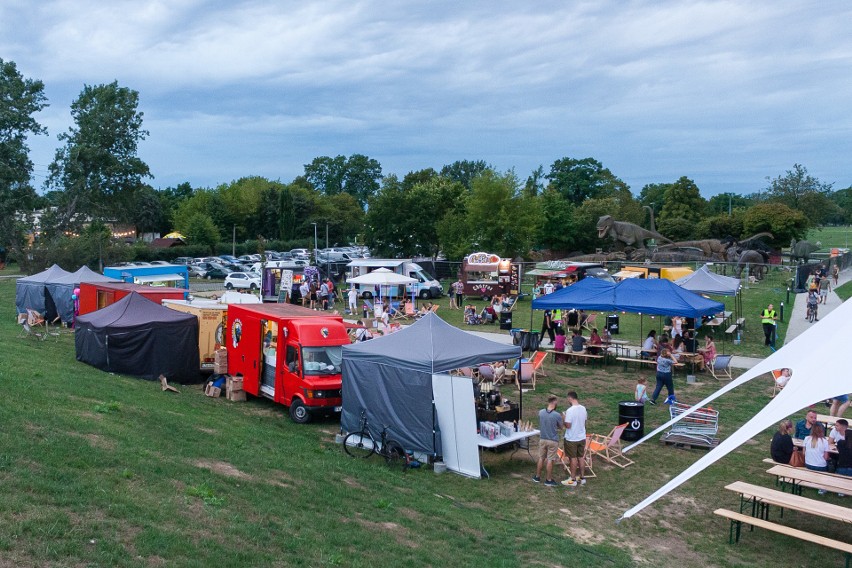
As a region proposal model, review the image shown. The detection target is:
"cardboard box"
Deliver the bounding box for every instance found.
[205,385,221,398]
[214,348,227,365]
[213,362,228,374]
[227,389,247,402]
[227,376,244,393]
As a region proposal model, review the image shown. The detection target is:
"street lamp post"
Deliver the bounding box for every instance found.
[311,222,318,265]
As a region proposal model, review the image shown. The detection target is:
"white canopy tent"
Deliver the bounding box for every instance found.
[619,296,852,521]
[347,267,417,306]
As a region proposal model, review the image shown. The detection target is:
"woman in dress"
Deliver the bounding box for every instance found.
[700,334,717,369]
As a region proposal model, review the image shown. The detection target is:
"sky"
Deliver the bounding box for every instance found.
[2,0,851,198]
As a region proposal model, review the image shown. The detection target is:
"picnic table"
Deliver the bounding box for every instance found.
[725,480,852,524]
[767,464,852,496]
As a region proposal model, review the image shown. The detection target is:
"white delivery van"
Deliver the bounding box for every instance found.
[347,259,443,299]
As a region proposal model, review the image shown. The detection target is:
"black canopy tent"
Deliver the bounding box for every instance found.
[75,292,201,383]
[341,313,522,457]
[15,264,71,321]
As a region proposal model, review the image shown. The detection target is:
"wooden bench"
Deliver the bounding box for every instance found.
[545,350,571,364]
[714,508,852,567]
[573,351,605,366]
[725,324,738,335]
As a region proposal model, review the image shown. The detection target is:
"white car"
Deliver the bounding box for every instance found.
[224,272,261,290]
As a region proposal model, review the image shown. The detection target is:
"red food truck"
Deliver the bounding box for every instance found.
[226,303,350,423]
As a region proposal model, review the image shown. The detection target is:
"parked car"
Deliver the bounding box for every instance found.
[188,264,208,278]
[237,254,259,263]
[224,272,261,290]
[219,255,239,264]
[204,265,233,280]
[290,248,310,260]
[148,260,171,266]
[173,257,194,265]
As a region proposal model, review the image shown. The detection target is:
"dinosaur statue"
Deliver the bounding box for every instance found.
[596,215,673,249]
[657,233,773,261]
[643,205,657,233]
[726,246,768,280]
[789,239,821,264]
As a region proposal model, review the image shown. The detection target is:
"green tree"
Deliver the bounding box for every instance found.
[253,185,281,240]
[0,58,48,250]
[705,193,753,216]
[440,160,489,190]
[696,212,745,240]
[657,217,695,241]
[765,164,832,216]
[742,203,809,247]
[303,154,382,207]
[830,186,852,224]
[535,189,577,253]
[133,185,164,236]
[46,81,151,230]
[278,186,296,241]
[523,165,546,198]
[659,176,705,225]
[637,183,670,211]
[451,170,541,259]
[183,212,220,254]
[546,157,630,205]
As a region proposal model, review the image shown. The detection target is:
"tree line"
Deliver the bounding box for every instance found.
[2,57,850,266]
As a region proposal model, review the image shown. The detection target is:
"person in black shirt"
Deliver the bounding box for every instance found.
[770,419,795,464]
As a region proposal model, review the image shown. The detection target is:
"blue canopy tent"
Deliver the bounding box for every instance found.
[530,277,616,311]
[533,277,723,319]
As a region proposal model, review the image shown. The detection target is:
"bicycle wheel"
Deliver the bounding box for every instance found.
[383,439,408,470]
[344,431,376,459]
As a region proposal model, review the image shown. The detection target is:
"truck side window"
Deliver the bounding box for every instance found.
[286,345,300,374]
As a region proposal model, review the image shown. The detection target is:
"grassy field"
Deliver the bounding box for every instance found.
[806,225,852,250]
[2,268,849,567]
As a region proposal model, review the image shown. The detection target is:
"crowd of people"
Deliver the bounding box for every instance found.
[771,410,851,491]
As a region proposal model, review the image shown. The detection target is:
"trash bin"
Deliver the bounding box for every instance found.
[525,331,541,351]
[607,314,619,335]
[511,328,523,345]
[618,401,644,442]
[499,312,513,330]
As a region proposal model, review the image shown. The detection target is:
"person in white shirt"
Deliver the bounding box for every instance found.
[562,391,588,487]
[299,281,310,307]
[348,287,359,315]
[543,280,555,295]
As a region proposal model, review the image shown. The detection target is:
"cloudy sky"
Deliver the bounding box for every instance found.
[3,1,850,197]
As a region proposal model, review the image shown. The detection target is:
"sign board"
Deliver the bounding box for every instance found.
[510,263,521,295]
[277,270,294,303]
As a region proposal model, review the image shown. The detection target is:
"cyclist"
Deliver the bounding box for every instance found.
[806,289,819,322]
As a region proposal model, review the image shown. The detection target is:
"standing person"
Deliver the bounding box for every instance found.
[543,280,555,295]
[448,280,457,309]
[309,280,318,310]
[760,303,777,347]
[818,274,831,305]
[832,263,840,286]
[347,287,359,315]
[671,315,684,338]
[326,278,336,308]
[533,395,563,487]
[830,394,850,418]
[299,280,310,307]
[454,279,464,308]
[319,279,330,310]
[540,309,555,345]
[770,420,795,464]
[561,391,588,487]
[649,348,676,406]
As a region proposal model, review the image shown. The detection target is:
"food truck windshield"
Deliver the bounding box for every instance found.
[301,346,343,376]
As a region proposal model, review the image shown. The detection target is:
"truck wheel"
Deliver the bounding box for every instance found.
[289,400,311,424]
[249,283,257,290]
[206,275,212,280]
[419,290,430,299]
[225,283,233,289]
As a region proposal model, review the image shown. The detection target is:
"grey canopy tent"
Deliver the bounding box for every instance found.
[675,264,742,322]
[15,264,71,321]
[45,266,121,324]
[75,292,200,383]
[341,312,522,458]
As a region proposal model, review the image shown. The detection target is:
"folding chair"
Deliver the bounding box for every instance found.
[586,423,634,468]
[582,313,597,332]
[529,351,548,379]
[708,354,733,381]
[557,447,596,479]
[512,361,535,391]
[22,309,54,341]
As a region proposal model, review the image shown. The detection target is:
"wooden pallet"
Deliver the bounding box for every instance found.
[660,432,720,450]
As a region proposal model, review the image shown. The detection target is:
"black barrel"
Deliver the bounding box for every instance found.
[499,311,513,330]
[618,401,644,442]
[607,314,619,335]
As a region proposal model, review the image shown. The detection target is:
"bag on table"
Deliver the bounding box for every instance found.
[789,448,804,468]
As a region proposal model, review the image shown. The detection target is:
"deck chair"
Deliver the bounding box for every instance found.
[557,447,596,479]
[512,361,535,391]
[22,309,54,341]
[586,423,634,468]
[478,365,495,382]
[529,351,548,379]
[770,369,790,397]
[709,354,733,381]
[582,313,597,332]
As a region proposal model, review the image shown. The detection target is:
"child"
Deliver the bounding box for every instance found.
[635,377,649,403]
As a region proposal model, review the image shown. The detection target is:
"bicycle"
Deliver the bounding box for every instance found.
[806,301,818,323]
[343,410,410,470]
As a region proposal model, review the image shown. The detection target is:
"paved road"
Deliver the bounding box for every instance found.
[784,266,852,345]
